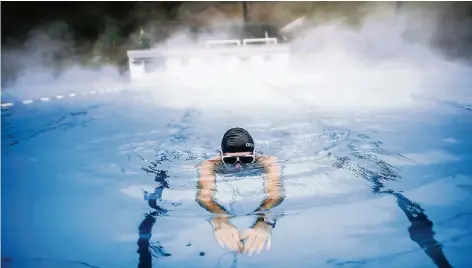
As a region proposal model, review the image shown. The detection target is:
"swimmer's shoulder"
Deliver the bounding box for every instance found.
[198,156,224,175]
[200,156,221,168]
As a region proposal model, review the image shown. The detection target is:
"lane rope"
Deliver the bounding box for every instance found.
[1,86,125,109]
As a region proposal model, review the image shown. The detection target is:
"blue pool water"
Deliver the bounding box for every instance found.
[1,85,472,268]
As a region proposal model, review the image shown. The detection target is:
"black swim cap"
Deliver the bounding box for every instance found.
[221,127,255,153]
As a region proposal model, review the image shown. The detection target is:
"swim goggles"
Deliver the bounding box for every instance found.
[219,149,256,164]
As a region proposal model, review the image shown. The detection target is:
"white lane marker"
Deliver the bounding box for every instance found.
[1,85,125,108]
[1,103,14,108]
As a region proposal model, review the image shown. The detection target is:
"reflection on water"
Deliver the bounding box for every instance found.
[332,153,452,267]
[135,151,453,267]
[127,107,467,267]
[137,154,174,268]
[394,192,452,268]
[137,195,171,268]
[1,98,471,267]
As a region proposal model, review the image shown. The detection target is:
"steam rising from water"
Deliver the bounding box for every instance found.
[132,13,472,114]
[2,4,471,114]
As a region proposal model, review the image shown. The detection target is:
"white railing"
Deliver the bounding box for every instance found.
[204,31,278,47]
[126,31,288,79]
[243,37,278,45]
[204,39,241,47]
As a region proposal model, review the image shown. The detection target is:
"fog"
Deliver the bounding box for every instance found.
[2,2,471,115]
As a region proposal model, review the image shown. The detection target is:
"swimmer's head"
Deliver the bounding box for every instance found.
[221,127,255,153]
[220,127,255,168]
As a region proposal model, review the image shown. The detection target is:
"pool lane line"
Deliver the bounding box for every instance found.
[1,86,125,109]
[1,103,14,108]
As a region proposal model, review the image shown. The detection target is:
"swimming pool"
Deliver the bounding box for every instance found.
[2,78,471,268]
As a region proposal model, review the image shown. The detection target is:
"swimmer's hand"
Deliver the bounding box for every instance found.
[211,217,243,252]
[240,220,272,257]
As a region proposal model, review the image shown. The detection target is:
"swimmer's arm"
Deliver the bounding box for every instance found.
[195,157,231,221]
[253,156,285,214]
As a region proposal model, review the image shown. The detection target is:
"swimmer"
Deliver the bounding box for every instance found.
[196,127,285,256]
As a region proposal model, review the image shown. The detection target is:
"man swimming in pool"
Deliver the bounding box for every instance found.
[196,127,285,256]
